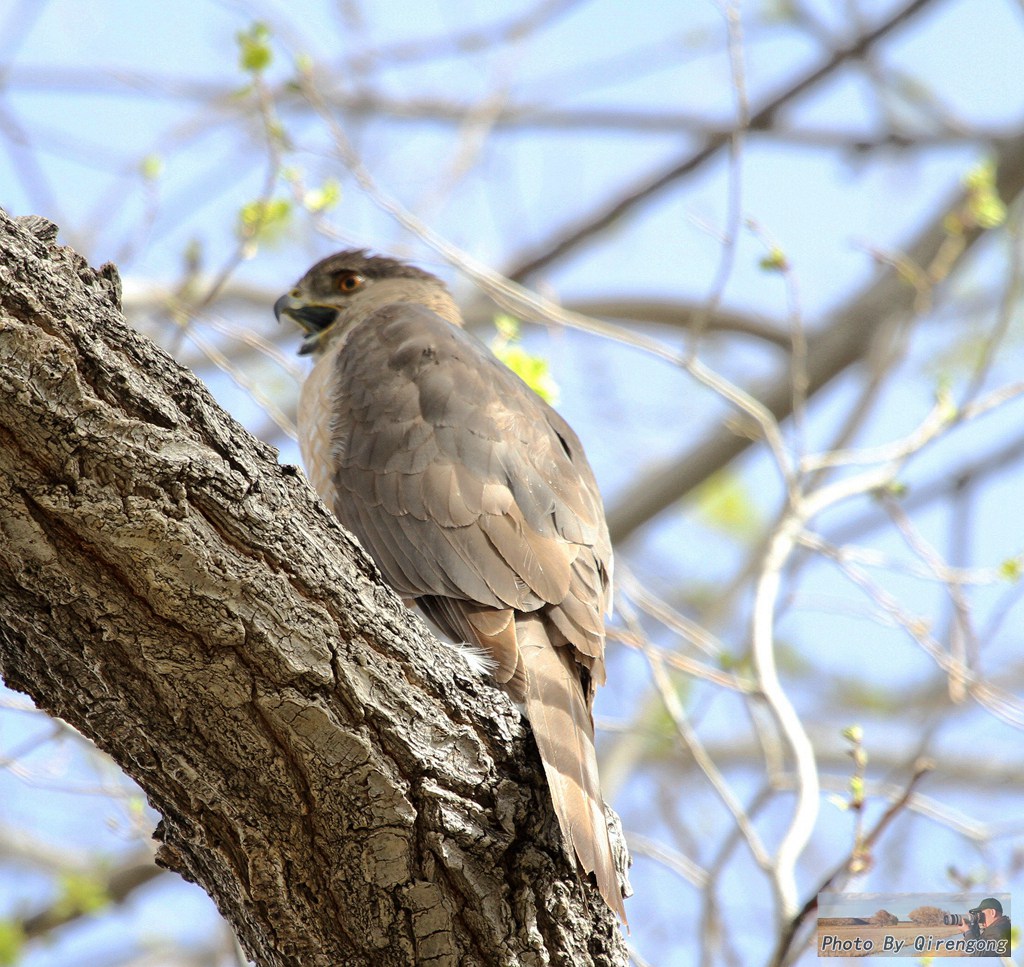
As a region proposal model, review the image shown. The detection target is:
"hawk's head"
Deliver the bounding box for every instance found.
[274,249,451,356]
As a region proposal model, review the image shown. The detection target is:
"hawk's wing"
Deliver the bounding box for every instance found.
[326,304,610,668]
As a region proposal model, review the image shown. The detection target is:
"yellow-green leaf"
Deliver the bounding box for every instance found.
[691,472,761,539]
[490,315,559,403]
[495,345,559,404]
[303,178,342,213]
[1000,557,1022,582]
[139,154,163,181]
[237,22,272,74]
[935,384,959,423]
[55,872,110,918]
[759,246,789,272]
[237,198,292,248]
[0,921,24,967]
[963,159,1006,229]
[493,313,521,341]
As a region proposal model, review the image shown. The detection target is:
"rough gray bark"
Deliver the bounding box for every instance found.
[0,209,628,967]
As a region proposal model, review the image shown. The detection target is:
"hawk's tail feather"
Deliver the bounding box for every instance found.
[517,614,627,925]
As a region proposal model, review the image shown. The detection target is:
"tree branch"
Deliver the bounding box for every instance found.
[19,854,165,942]
[606,130,1024,544]
[504,0,939,283]
[0,210,627,967]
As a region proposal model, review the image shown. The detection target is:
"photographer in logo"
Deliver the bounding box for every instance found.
[944,898,1011,956]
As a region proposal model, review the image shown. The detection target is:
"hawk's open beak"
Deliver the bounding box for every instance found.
[274,294,339,355]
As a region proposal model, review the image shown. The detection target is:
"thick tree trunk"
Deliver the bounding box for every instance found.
[0,210,628,967]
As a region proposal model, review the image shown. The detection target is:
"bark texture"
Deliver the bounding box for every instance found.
[0,210,628,967]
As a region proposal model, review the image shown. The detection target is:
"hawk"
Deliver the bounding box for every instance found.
[275,250,626,922]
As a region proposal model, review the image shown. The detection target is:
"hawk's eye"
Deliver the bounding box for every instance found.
[335,271,365,294]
